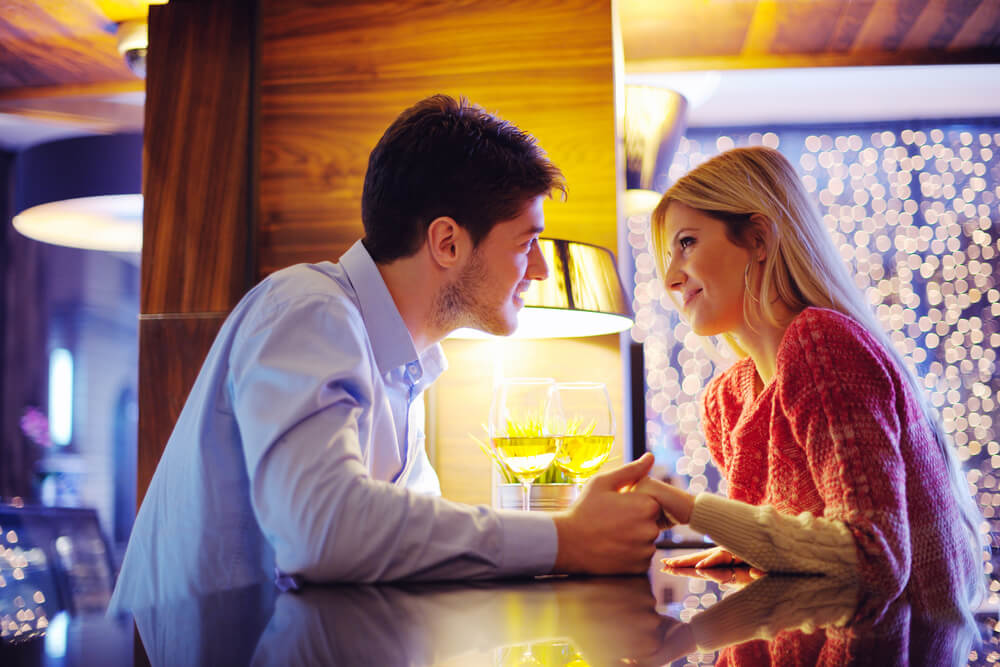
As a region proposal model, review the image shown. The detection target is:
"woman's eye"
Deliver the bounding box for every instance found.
[679,236,695,249]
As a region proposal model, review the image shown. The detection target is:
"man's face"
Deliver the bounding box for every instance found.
[439,195,549,336]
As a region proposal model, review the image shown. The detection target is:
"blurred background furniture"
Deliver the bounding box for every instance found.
[0,504,115,619]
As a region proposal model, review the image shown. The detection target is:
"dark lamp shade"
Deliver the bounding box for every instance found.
[12,134,143,253]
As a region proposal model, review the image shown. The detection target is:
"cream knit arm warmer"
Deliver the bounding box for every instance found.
[689,493,858,579]
[687,575,858,651]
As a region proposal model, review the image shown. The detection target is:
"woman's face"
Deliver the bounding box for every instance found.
[659,202,755,338]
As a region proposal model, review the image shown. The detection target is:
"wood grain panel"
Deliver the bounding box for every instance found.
[622,0,1000,71]
[619,0,757,61]
[740,0,781,56]
[258,0,618,275]
[899,0,983,51]
[0,0,135,88]
[0,93,143,133]
[138,0,256,506]
[851,0,932,53]
[137,316,224,503]
[768,1,847,55]
[827,0,878,53]
[950,0,1000,49]
[141,0,255,314]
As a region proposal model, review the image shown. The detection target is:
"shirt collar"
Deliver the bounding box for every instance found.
[339,240,446,382]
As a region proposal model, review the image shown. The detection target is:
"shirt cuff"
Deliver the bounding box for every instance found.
[496,510,559,576]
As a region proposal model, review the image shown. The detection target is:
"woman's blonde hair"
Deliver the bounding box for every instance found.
[651,145,986,606]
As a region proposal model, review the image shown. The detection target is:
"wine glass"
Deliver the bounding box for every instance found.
[489,378,558,511]
[547,382,615,490]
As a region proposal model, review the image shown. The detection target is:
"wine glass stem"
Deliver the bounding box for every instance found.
[521,481,531,511]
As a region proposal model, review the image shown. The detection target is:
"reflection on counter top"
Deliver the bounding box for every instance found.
[2,550,994,666]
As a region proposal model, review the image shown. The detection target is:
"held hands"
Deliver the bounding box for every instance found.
[552,454,698,575]
[552,453,665,574]
[629,476,696,527]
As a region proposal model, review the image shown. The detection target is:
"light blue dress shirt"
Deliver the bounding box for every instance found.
[110,241,558,611]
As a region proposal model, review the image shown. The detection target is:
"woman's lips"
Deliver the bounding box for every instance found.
[684,289,702,308]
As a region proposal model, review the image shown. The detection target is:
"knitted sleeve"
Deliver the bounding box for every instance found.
[689,492,857,577]
[778,310,911,601]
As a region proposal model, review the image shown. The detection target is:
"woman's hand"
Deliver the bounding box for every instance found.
[662,546,743,568]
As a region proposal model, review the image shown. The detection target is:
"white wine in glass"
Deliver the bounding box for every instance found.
[490,378,557,511]
[548,382,615,488]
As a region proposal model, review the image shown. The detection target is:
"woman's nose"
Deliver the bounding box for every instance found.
[663,257,685,292]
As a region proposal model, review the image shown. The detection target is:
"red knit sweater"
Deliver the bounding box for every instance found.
[701,307,978,616]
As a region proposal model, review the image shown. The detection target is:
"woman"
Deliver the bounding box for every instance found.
[641,146,985,621]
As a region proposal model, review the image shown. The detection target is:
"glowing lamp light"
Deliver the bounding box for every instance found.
[450,238,634,339]
[14,195,142,253]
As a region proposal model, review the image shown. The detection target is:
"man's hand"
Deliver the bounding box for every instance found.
[551,453,663,574]
[630,476,696,526]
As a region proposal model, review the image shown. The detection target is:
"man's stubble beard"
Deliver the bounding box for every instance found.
[433,249,513,336]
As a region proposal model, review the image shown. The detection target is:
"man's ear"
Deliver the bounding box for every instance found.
[748,213,775,263]
[426,216,467,269]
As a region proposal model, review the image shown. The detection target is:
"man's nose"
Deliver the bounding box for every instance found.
[526,241,549,281]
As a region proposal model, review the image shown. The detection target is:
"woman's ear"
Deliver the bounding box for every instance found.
[425,216,467,268]
[748,213,775,263]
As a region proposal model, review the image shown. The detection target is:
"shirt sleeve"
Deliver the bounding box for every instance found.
[229,293,558,583]
[777,312,911,600]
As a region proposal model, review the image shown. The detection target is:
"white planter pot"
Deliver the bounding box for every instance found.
[495,483,579,512]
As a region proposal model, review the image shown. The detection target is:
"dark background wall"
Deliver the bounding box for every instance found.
[0,148,47,502]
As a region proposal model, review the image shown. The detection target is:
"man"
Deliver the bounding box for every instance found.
[111,95,666,611]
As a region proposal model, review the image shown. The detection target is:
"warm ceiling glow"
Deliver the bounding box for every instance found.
[13,195,142,253]
[95,1,169,22]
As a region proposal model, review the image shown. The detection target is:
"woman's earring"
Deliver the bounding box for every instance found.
[744,263,760,304]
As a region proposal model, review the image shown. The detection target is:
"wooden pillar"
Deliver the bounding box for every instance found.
[138,0,256,502]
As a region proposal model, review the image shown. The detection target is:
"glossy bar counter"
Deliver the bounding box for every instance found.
[2,549,995,666]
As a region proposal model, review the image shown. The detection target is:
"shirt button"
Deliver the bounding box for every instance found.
[406,362,422,381]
